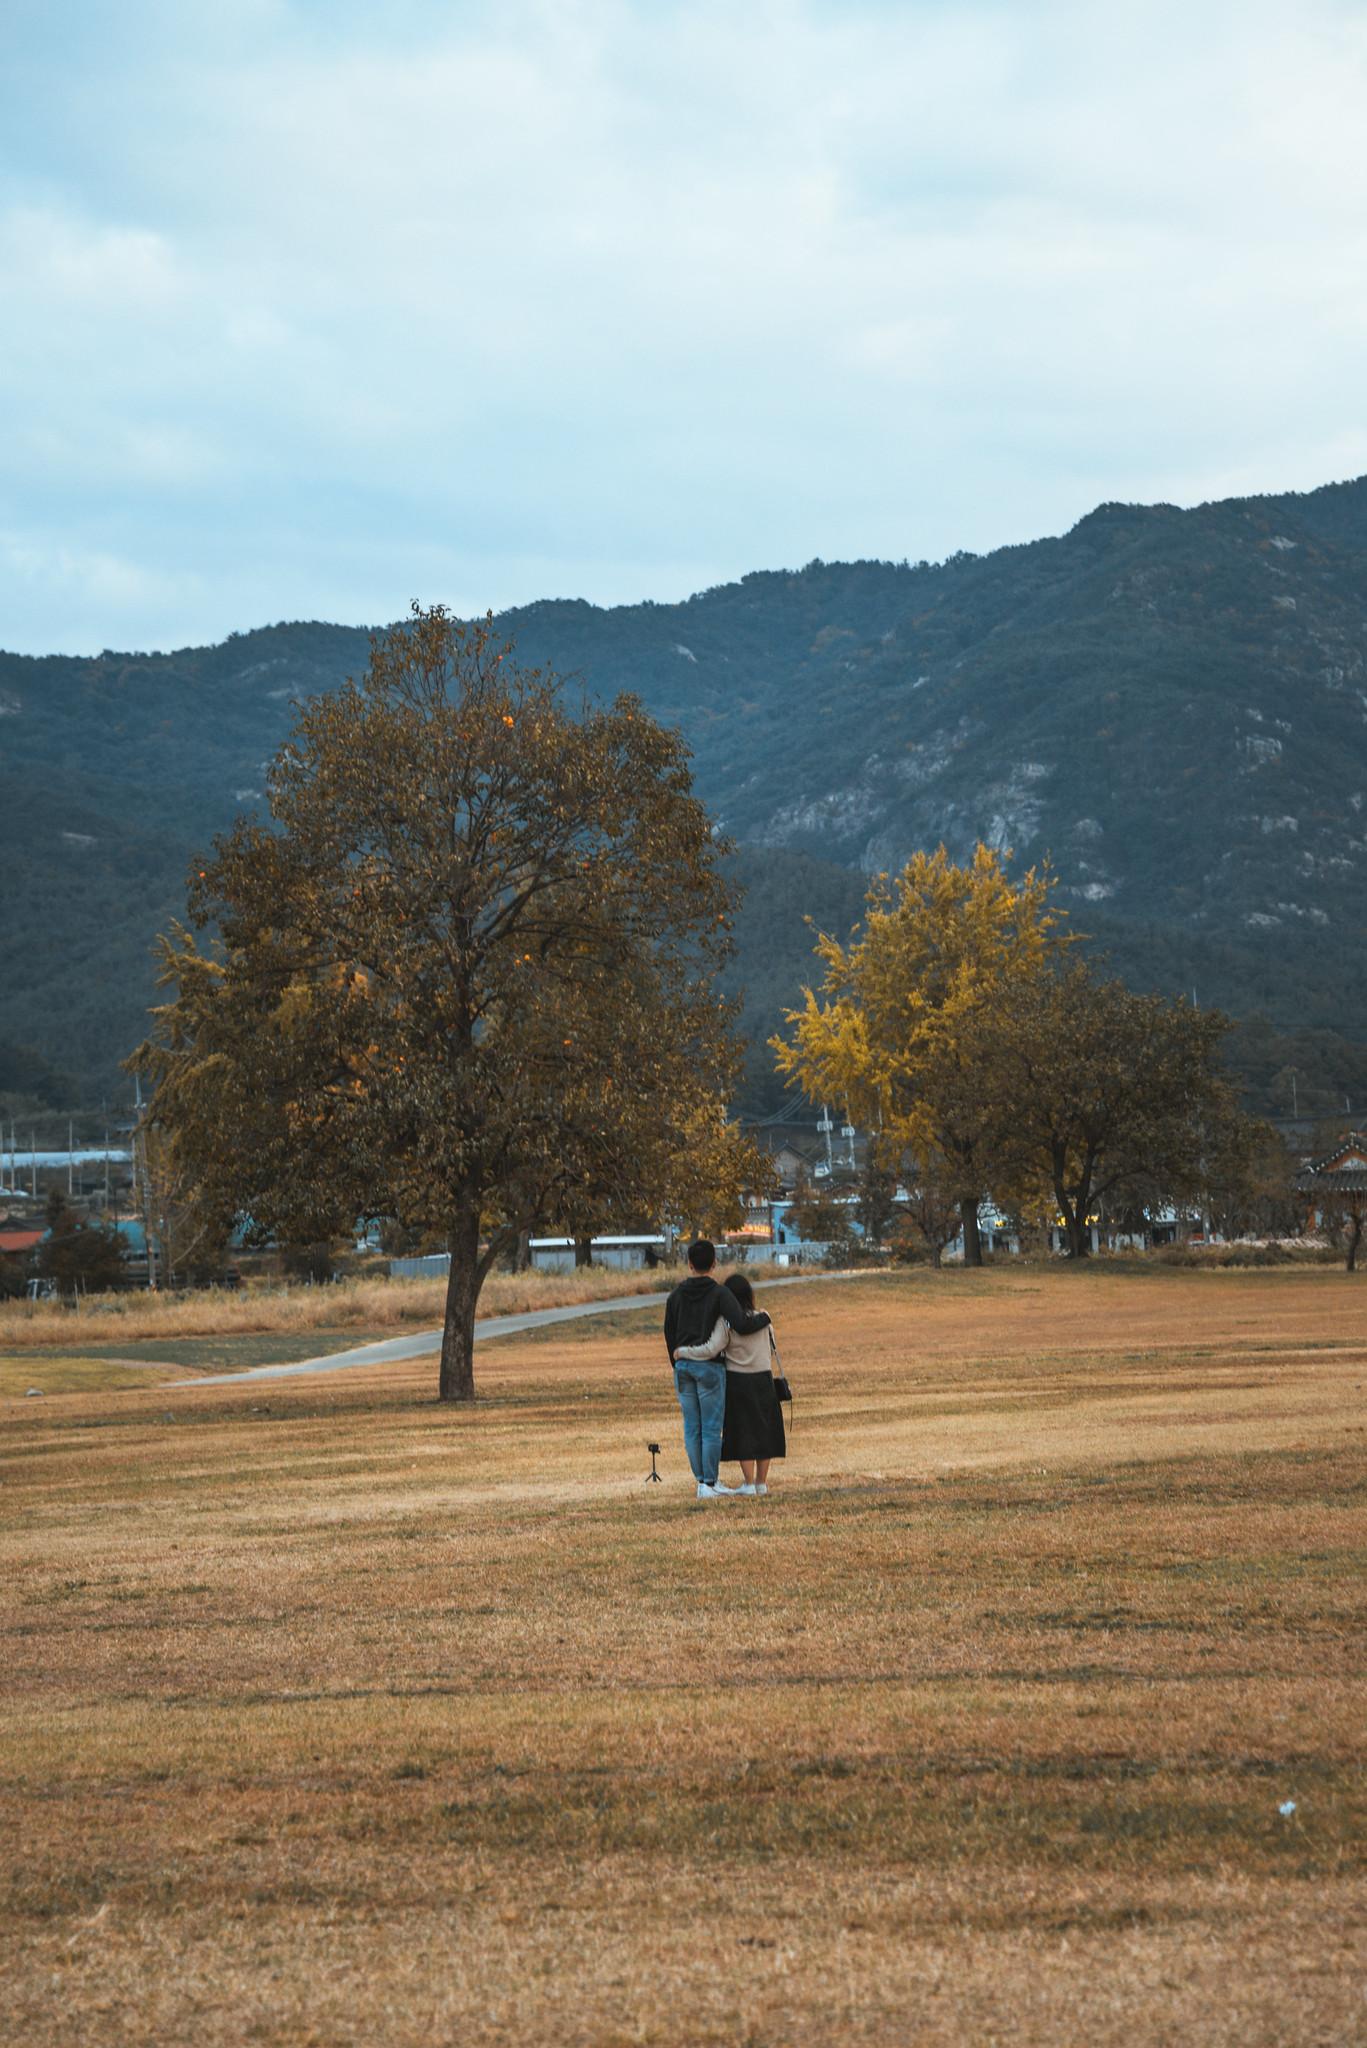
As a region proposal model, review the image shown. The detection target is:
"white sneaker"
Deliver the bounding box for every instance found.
[696,1482,719,1499]
[713,1480,741,1495]
[739,1482,758,1496]
[755,1483,769,1496]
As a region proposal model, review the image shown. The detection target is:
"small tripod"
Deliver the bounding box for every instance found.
[645,1441,662,1484]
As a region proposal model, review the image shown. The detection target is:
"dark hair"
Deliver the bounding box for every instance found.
[725,1272,755,1312]
[687,1238,716,1271]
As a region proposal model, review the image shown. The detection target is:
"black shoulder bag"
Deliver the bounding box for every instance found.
[770,1327,793,1408]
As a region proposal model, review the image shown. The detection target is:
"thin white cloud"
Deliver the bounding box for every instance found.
[1,528,208,618]
[0,206,182,306]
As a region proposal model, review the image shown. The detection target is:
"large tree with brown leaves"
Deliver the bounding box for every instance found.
[136,606,768,1399]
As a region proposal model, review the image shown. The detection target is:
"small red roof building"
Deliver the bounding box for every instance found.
[0,1227,44,1256]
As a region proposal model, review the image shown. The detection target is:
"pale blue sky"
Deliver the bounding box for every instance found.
[3,0,1366,654]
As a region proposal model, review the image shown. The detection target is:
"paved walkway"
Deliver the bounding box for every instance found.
[176,1271,860,1388]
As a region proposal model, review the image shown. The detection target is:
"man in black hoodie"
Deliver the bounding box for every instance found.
[664,1238,771,1499]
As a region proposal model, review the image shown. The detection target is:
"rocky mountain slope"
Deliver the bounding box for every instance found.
[3,476,1365,1110]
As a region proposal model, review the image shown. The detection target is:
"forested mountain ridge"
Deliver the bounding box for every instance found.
[3,475,1366,1114]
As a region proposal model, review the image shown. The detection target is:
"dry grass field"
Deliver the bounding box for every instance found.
[2,1266,1363,2046]
[0,1261,718,1353]
[0,1265,748,1391]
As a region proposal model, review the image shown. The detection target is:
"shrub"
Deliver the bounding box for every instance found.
[1154,1241,1336,1269]
[822,1236,886,1269]
[36,1217,126,1295]
[281,1242,340,1285]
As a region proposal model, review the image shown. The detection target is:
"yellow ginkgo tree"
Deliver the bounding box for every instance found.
[773,845,1069,1265]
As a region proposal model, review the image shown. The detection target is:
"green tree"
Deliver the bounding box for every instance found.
[36,1194,125,1295]
[136,607,766,1400]
[774,846,1068,1265]
[785,1168,847,1245]
[888,1146,963,1268]
[977,966,1249,1258]
[1203,1117,1298,1241]
[0,1039,76,1110]
[854,1154,899,1248]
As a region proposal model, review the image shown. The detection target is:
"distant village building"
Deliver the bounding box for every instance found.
[528,1236,667,1274]
[0,1225,45,1259]
[767,1143,813,1186]
[751,1129,829,1189]
[390,1236,670,1281]
[1296,1130,1367,1270]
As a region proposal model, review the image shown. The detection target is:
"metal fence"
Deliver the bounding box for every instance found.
[388,1253,452,1281]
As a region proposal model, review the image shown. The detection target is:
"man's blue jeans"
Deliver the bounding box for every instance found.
[673,1359,726,1487]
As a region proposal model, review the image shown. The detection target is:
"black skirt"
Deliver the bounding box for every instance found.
[721,1369,786,1462]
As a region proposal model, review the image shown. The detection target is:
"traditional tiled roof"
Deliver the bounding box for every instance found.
[755,1128,824,1155]
[1296,1131,1367,1194]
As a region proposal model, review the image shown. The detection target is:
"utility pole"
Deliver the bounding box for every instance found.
[30,1130,36,1200]
[818,1104,834,1174]
[68,1118,74,1199]
[133,1075,157,1288]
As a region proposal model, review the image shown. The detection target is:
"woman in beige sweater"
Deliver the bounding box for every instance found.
[672,1272,785,1495]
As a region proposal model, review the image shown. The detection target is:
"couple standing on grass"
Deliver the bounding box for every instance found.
[663,1238,787,1501]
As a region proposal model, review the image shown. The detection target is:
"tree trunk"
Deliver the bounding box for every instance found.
[574,1235,593,1268]
[499,1228,533,1275]
[1054,1171,1091,1260]
[959,1198,983,1267]
[439,1210,482,1402]
[1347,1202,1363,1274]
[1067,1210,1091,1257]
